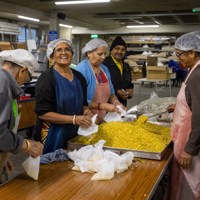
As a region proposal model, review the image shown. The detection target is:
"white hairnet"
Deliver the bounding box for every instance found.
[175,31,200,52]
[47,38,74,59]
[0,49,39,73]
[82,38,108,58]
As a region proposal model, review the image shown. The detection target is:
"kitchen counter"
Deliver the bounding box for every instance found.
[18,99,36,130]
[0,148,173,200]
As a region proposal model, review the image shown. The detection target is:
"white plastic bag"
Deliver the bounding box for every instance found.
[91,160,115,180]
[103,112,122,122]
[22,156,40,180]
[104,105,126,122]
[69,140,134,181]
[117,105,127,117]
[78,114,98,136]
[68,145,94,161]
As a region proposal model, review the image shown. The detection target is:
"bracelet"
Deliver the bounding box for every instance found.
[98,103,101,110]
[24,139,31,153]
[73,115,76,125]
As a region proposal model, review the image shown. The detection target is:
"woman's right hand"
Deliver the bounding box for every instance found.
[167,104,176,113]
[75,115,92,128]
[99,103,120,113]
[22,140,44,158]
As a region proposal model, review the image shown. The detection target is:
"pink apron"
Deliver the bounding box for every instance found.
[91,68,111,124]
[169,60,200,199]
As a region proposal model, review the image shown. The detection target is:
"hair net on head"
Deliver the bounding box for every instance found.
[46,38,74,59]
[82,38,108,58]
[0,49,39,73]
[175,31,200,52]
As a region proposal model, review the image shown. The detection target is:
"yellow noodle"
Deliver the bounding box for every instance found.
[74,119,171,153]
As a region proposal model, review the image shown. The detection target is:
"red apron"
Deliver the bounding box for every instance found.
[169,60,200,200]
[91,69,111,124]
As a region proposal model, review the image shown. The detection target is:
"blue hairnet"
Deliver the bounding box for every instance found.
[82,38,108,58]
[0,49,38,73]
[47,38,74,59]
[175,31,200,52]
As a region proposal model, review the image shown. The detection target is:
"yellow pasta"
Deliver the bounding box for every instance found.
[73,118,171,153]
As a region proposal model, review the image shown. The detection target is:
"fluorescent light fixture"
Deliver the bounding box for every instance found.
[127,25,159,28]
[154,20,160,25]
[18,15,40,22]
[55,0,110,5]
[59,24,73,28]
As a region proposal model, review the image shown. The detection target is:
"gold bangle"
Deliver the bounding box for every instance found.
[73,115,76,125]
[24,139,31,153]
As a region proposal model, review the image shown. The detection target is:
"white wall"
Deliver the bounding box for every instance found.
[60,27,72,41]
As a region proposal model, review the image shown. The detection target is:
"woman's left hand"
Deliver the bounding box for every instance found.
[83,109,93,118]
[75,116,92,128]
[179,151,192,168]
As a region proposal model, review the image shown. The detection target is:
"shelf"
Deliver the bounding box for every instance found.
[127,47,160,52]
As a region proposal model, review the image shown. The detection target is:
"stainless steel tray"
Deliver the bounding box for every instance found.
[67,138,172,160]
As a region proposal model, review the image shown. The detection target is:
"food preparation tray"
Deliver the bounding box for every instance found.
[67,138,172,160]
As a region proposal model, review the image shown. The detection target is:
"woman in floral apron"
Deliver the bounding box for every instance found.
[76,38,125,124]
[165,31,200,200]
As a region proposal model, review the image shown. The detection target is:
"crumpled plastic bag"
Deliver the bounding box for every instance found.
[22,156,40,180]
[68,145,94,161]
[137,95,176,114]
[104,105,126,122]
[91,160,115,180]
[103,150,134,173]
[68,140,134,181]
[78,114,98,136]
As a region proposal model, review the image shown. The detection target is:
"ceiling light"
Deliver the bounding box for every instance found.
[55,0,110,5]
[59,24,73,28]
[154,21,160,25]
[18,15,40,22]
[127,25,159,28]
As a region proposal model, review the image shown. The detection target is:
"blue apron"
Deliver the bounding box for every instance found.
[43,69,84,153]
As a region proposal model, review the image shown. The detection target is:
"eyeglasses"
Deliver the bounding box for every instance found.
[26,69,32,82]
[176,51,187,58]
[54,47,72,54]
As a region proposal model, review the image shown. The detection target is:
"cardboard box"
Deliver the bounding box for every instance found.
[146,66,171,80]
[147,56,158,66]
[131,71,143,80]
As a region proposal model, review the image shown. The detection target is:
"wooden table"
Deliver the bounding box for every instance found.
[0,148,173,200]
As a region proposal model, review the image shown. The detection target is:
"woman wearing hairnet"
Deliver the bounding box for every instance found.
[165,31,200,200]
[76,38,124,124]
[35,39,92,154]
[0,49,43,184]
